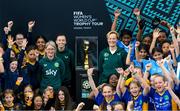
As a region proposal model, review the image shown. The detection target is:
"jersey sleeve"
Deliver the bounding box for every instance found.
[148,87,155,98]
[94,91,104,105]
[122,88,131,104]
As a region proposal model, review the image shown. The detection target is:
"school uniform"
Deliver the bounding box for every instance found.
[140,59,170,75]
[132,59,150,72]
[148,87,178,110]
[95,92,121,107]
[148,96,155,110]
[1,32,8,50]
[38,51,45,61]
[117,39,136,61]
[174,83,180,99]
[21,61,40,89]
[2,48,25,90]
[122,89,148,110]
[3,103,22,110]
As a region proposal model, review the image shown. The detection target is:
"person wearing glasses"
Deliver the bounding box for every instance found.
[38,41,65,93]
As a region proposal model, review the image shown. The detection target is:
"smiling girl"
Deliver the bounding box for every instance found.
[87,68,122,110]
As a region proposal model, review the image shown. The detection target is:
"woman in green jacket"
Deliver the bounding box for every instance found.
[39,41,65,93]
[99,31,127,84]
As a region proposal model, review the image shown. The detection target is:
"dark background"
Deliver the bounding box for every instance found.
[0,0,112,50]
[0,0,111,105]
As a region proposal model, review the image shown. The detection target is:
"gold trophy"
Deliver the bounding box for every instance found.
[83,40,89,70]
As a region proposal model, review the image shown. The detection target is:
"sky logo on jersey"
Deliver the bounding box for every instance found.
[45,69,58,76]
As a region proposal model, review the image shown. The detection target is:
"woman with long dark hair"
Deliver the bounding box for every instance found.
[55,86,75,110]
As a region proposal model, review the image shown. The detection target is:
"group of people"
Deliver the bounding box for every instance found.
[91,9,180,110]
[0,21,79,110]
[0,8,179,110]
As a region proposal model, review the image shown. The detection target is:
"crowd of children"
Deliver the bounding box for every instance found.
[0,8,179,110]
[94,9,180,110]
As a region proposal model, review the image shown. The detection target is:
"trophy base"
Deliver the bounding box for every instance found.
[75,68,98,102]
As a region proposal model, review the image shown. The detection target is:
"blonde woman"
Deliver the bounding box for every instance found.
[39,41,65,93]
